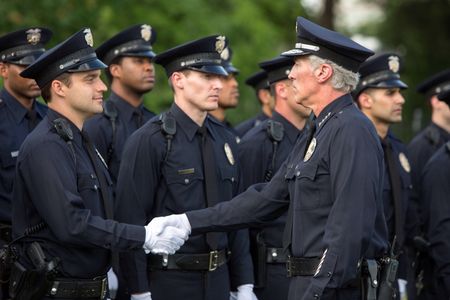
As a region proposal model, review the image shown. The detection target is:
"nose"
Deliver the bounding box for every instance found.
[396,92,405,105]
[98,78,108,93]
[288,66,295,80]
[213,77,223,90]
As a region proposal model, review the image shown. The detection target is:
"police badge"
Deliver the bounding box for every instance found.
[220,47,230,61]
[398,152,410,173]
[224,143,235,165]
[388,56,400,73]
[141,24,152,42]
[84,28,94,47]
[303,138,316,162]
[215,36,226,54]
[26,28,41,45]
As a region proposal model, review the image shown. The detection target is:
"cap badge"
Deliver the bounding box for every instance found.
[220,47,230,60]
[26,28,42,45]
[141,24,152,42]
[398,152,410,173]
[388,56,400,73]
[303,137,316,162]
[215,36,226,54]
[84,28,94,47]
[224,143,235,165]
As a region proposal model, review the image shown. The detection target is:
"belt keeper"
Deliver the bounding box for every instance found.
[50,281,59,295]
[162,253,169,268]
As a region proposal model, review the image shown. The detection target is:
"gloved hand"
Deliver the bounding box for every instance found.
[143,214,191,254]
[229,284,258,300]
[131,292,152,300]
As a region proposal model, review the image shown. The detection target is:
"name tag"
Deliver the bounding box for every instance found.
[11,151,19,158]
[178,168,195,175]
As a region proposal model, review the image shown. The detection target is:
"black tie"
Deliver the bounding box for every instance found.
[26,109,39,131]
[381,138,404,253]
[81,131,114,220]
[197,126,220,250]
[133,109,144,128]
[283,115,316,253]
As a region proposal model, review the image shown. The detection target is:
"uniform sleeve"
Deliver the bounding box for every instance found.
[84,115,111,162]
[115,131,162,293]
[17,139,145,250]
[303,121,384,297]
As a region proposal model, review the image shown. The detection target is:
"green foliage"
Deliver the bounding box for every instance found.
[0,0,308,124]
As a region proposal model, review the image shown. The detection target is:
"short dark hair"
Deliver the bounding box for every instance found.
[40,72,72,103]
[105,56,123,84]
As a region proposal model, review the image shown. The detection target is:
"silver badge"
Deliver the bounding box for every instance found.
[215,36,226,54]
[388,55,400,73]
[224,143,235,165]
[84,28,94,47]
[220,47,230,60]
[26,28,42,45]
[303,137,316,162]
[141,24,152,42]
[398,152,410,173]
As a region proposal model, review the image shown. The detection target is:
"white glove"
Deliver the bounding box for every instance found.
[229,284,258,300]
[143,214,191,255]
[131,292,152,300]
[106,268,118,298]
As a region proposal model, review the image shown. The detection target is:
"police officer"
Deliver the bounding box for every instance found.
[239,55,310,300]
[419,89,450,300]
[209,43,241,139]
[235,70,273,137]
[0,27,52,299]
[153,17,389,300]
[10,28,186,300]
[84,24,157,184]
[114,35,255,300]
[353,53,419,299]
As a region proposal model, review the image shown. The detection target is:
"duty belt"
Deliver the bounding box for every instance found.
[266,247,288,264]
[286,256,320,277]
[148,249,229,271]
[0,224,12,243]
[46,276,107,299]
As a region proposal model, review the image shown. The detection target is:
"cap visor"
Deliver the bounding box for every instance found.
[281,48,312,57]
[190,65,228,76]
[68,58,108,72]
[123,50,156,59]
[374,79,408,90]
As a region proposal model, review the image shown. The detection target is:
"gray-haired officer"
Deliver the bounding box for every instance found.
[84,24,157,184]
[151,17,389,300]
[114,35,255,300]
[10,28,186,300]
[0,27,52,299]
[353,53,420,299]
[235,70,274,137]
[420,89,450,300]
[239,55,311,300]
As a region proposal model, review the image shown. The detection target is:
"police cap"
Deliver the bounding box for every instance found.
[245,70,269,91]
[21,28,107,88]
[416,69,450,97]
[259,56,294,85]
[153,35,228,77]
[96,24,157,65]
[220,44,239,75]
[0,27,52,66]
[282,17,374,72]
[353,53,407,97]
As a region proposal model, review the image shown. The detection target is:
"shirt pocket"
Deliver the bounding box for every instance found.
[77,173,101,210]
[0,149,17,168]
[294,162,323,210]
[219,165,238,199]
[163,168,204,213]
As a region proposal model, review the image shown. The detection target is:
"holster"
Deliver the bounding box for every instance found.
[0,245,13,284]
[361,259,379,300]
[377,257,399,300]
[9,260,51,300]
[250,233,267,288]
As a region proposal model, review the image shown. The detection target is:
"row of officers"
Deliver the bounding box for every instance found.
[0,16,449,300]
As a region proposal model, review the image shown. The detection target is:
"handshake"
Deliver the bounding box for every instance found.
[143,213,191,254]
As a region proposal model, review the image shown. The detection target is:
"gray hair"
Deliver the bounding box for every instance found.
[308,55,360,93]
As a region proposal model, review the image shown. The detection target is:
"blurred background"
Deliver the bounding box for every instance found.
[1,0,449,141]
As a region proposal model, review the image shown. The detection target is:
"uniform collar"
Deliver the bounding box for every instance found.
[271,110,301,143]
[430,122,450,140]
[315,94,353,134]
[1,88,44,124]
[46,108,83,146]
[109,91,145,122]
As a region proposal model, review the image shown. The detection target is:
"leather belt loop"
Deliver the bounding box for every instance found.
[46,275,107,298]
[286,256,321,277]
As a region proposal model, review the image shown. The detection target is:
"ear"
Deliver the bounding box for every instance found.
[171,72,185,89]
[109,64,121,78]
[0,62,9,77]
[276,82,289,99]
[258,89,271,105]
[357,92,373,110]
[51,80,67,98]
[314,63,333,83]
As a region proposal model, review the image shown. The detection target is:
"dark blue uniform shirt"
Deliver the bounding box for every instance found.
[12,109,145,278]
[187,95,389,299]
[0,89,47,223]
[421,142,450,298]
[84,92,155,183]
[235,112,269,138]
[115,103,253,295]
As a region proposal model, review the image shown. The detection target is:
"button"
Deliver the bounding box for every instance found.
[296,171,301,176]
[231,177,235,182]
[94,185,98,190]
[314,294,319,299]
[184,178,189,184]
[327,271,332,277]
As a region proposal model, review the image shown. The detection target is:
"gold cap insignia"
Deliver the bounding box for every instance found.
[84,28,94,47]
[398,152,410,173]
[215,36,226,54]
[220,47,230,60]
[26,28,42,45]
[303,137,316,162]
[388,55,400,73]
[141,24,152,42]
[224,143,235,165]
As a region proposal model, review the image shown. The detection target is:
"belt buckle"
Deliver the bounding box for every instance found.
[208,250,219,271]
[100,277,107,299]
[286,255,292,277]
